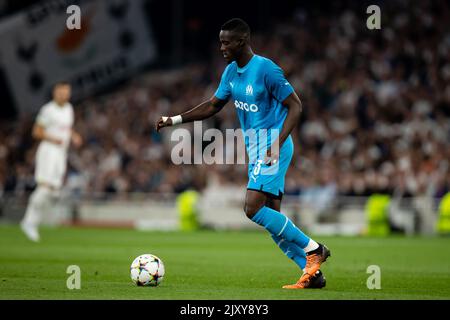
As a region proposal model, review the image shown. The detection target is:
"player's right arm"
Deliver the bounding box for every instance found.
[155,96,227,132]
[156,65,232,132]
[32,124,63,145]
[32,105,63,145]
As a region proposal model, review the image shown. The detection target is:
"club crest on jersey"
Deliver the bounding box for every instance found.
[245,84,253,96]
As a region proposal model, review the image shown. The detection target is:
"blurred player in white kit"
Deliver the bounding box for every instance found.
[20,82,82,242]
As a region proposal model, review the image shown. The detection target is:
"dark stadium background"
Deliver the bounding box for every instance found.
[0,0,387,115]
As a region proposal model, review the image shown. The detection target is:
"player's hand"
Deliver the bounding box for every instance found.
[155,117,173,132]
[264,146,280,166]
[48,137,63,145]
[71,132,83,148]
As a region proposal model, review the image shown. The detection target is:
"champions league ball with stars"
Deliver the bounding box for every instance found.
[130,254,165,287]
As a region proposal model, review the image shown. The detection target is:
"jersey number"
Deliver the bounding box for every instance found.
[253,159,264,176]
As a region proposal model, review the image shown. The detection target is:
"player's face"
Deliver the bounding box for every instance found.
[219,30,243,63]
[53,84,71,105]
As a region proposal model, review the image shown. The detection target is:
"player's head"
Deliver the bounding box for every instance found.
[52,81,71,106]
[219,18,251,63]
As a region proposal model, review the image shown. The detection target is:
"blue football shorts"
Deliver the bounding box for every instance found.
[247,135,294,198]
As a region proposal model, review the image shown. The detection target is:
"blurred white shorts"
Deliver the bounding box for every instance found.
[34,143,67,189]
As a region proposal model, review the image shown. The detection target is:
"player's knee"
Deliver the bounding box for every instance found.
[244,201,262,219]
[30,186,51,208]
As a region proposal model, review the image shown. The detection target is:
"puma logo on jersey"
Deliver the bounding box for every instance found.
[234,100,258,112]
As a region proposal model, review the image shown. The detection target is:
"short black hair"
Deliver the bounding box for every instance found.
[221,18,251,37]
[53,81,70,88]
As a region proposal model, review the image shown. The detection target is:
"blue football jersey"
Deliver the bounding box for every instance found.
[214,54,294,160]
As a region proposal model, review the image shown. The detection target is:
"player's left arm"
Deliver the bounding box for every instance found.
[278,91,302,146]
[264,61,302,164]
[266,92,302,164]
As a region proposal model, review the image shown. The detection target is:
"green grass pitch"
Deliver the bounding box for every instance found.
[0,224,449,300]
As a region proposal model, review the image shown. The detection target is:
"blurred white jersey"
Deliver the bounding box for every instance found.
[34,101,74,188]
[36,101,74,149]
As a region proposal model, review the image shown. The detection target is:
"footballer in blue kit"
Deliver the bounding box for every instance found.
[214,53,295,198]
[156,18,330,289]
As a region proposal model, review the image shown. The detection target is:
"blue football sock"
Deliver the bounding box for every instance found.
[251,206,311,249]
[271,234,306,270]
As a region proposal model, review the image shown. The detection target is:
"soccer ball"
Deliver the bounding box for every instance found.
[130,254,165,286]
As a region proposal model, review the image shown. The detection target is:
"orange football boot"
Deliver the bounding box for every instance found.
[282,244,331,289]
[282,270,326,289]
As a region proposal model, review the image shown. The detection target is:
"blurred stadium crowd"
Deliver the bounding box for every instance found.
[0,1,449,202]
